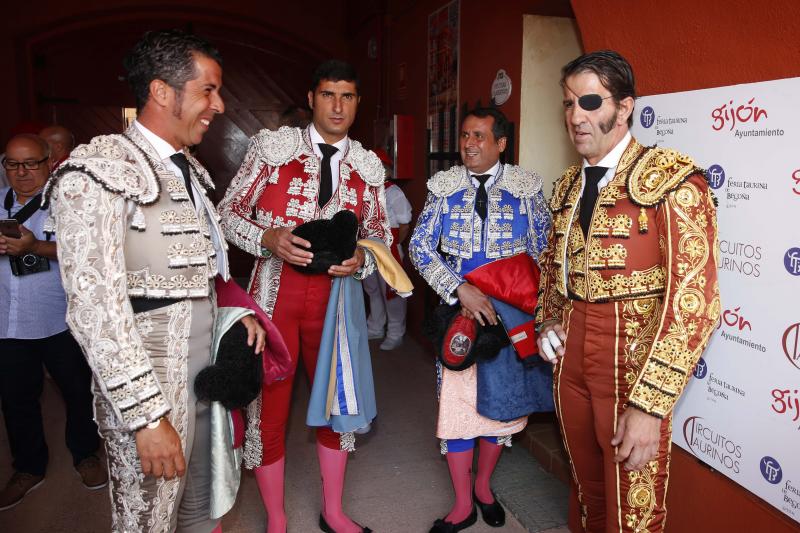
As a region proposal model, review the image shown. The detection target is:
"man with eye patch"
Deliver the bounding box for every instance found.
[535,50,720,532]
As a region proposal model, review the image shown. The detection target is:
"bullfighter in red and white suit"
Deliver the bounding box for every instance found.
[219,60,389,533]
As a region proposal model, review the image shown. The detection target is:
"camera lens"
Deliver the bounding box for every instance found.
[22,254,39,267]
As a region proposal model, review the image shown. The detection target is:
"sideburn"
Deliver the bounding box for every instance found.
[171,89,184,119]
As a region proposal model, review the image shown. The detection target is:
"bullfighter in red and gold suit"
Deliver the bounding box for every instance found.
[219,60,389,533]
[535,51,720,533]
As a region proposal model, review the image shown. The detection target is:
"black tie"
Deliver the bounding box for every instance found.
[170,153,195,206]
[318,143,338,207]
[579,166,608,238]
[472,174,491,221]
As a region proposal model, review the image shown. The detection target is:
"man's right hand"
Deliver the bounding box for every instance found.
[135,419,186,479]
[536,321,567,364]
[261,227,313,266]
[456,283,497,326]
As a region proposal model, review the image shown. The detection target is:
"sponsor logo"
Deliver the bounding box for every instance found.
[640,106,655,128]
[707,372,746,401]
[682,416,741,473]
[783,322,800,370]
[761,456,783,484]
[792,169,800,196]
[707,164,726,189]
[771,388,800,429]
[717,306,765,353]
[711,96,784,139]
[782,480,800,513]
[785,248,800,276]
[719,240,762,278]
[693,357,708,379]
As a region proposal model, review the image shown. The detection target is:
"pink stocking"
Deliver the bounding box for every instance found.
[317,442,361,533]
[444,449,474,523]
[475,438,503,503]
[254,457,287,533]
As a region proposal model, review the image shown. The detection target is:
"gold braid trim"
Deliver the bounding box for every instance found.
[627,146,701,208]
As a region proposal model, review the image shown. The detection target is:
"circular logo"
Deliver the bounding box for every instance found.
[707,164,726,189]
[640,106,655,129]
[783,323,800,369]
[784,248,800,276]
[760,456,783,484]
[693,357,708,379]
[491,69,512,106]
[449,333,471,357]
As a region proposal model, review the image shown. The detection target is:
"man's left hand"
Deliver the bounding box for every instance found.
[611,407,662,471]
[240,315,266,354]
[0,226,36,256]
[328,247,365,277]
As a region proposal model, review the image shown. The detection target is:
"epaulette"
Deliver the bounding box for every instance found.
[627,146,702,207]
[549,165,581,212]
[43,134,160,207]
[426,165,467,198]
[346,141,385,187]
[498,164,543,198]
[252,126,304,168]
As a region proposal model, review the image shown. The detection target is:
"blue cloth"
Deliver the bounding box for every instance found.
[0,187,67,339]
[307,275,377,434]
[476,298,554,421]
[446,436,499,452]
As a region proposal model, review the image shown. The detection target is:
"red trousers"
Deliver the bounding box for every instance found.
[259,266,340,465]
[554,299,673,533]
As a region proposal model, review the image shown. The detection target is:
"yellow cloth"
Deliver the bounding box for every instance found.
[357,239,413,297]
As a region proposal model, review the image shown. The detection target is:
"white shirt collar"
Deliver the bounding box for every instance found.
[581,131,631,173]
[134,120,182,161]
[309,123,349,155]
[469,160,502,189]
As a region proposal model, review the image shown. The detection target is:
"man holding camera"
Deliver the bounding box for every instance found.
[0,133,107,511]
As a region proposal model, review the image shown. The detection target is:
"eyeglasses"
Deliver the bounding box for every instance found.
[1,157,49,171]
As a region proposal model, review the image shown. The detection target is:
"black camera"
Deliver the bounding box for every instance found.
[9,253,50,276]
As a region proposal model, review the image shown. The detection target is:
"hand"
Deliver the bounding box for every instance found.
[261,227,313,266]
[135,419,186,479]
[240,314,266,354]
[536,321,567,363]
[456,283,496,326]
[328,247,365,277]
[0,226,36,256]
[611,407,662,471]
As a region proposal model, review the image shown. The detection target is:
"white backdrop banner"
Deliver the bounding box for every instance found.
[632,77,800,523]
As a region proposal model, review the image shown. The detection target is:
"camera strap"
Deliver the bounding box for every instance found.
[4,188,43,223]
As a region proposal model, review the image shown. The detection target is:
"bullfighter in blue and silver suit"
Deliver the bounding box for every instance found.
[410,107,553,532]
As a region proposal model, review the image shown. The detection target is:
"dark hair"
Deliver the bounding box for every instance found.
[124,29,223,110]
[279,104,311,128]
[560,50,636,127]
[310,59,359,93]
[464,107,510,142]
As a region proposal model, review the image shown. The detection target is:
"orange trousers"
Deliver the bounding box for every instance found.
[554,299,673,533]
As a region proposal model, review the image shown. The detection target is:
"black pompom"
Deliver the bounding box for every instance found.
[194,322,262,409]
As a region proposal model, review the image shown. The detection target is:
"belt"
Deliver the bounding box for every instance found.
[129,297,184,314]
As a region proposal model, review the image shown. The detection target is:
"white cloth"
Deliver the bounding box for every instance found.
[309,123,349,194]
[0,187,68,339]
[133,120,228,276]
[384,184,412,228]
[580,131,631,193]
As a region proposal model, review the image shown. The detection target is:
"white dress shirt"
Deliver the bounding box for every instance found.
[309,124,349,194]
[580,131,632,193]
[133,121,227,276]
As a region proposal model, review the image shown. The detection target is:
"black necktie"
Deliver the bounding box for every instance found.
[579,166,608,238]
[317,143,338,207]
[472,174,491,221]
[170,153,195,206]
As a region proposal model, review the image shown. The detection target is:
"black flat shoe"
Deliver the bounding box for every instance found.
[474,490,505,527]
[318,513,372,533]
[428,506,478,532]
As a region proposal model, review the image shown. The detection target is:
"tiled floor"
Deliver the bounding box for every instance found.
[0,335,569,532]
